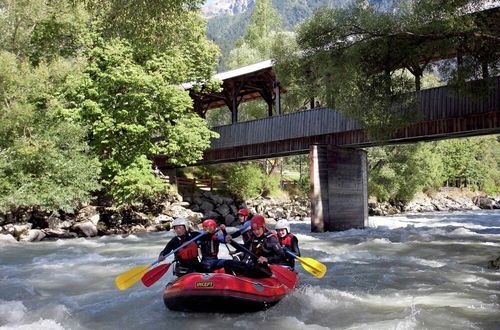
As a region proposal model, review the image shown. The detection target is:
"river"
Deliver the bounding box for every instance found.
[1,210,499,330]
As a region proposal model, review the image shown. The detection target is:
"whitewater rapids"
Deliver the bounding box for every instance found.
[1,210,499,329]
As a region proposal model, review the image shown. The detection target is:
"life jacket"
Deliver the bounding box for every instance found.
[175,236,199,260]
[198,234,219,259]
[279,233,295,248]
[250,232,277,256]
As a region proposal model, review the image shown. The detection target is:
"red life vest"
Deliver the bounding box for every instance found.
[279,233,295,248]
[175,239,199,260]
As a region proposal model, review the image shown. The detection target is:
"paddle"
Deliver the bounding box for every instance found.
[284,249,327,279]
[140,230,208,287]
[115,231,206,290]
[229,240,297,289]
[141,263,172,287]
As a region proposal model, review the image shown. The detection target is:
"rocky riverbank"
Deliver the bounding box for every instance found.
[370,189,500,215]
[1,189,498,243]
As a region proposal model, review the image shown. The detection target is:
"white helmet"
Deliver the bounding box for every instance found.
[275,220,290,234]
[172,218,189,230]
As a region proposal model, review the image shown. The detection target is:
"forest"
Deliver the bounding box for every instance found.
[0,0,499,218]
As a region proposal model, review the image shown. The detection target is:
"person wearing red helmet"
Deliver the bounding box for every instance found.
[197,219,226,272]
[223,215,285,278]
[224,208,253,246]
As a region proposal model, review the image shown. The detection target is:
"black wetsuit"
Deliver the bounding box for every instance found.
[197,232,226,272]
[224,231,286,278]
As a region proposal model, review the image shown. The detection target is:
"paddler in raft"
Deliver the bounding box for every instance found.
[222,208,252,244]
[222,208,252,261]
[223,215,286,278]
[158,218,202,277]
[197,219,227,272]
[275,219,301,270]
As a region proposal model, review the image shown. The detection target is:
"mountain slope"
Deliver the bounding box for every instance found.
[206,0,392,70]
[202,0,254,18]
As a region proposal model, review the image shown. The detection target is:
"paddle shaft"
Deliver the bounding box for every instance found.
[285,249,313,267]
[229,240,259,260]
[115,231,207,290]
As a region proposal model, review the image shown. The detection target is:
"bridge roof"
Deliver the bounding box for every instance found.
[182,60,273,90]
[187,59,284,116]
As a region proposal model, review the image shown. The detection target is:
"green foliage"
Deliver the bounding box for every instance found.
[108,156,166,205]
[274,0,499,136]
[368,143,444,202]
[436,136,499,190]
[368,136,500,202]
[226,164,265,199]
[227,0,283,69]
[243,0,282,53]
[0,0,93,63]
[207,10,252,71]
[207,0,349,70]
[218,0,292,124]
[261,173,281,197]
[0,0,222,208]
[69,39,218,204]
[86,0,216,63]
[0,52,100,212]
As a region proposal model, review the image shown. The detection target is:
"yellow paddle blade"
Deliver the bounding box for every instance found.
[115,265,152,290]
[296,256,327,278]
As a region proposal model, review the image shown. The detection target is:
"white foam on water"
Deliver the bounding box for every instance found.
[33,252,112,267]
[122,234,141,241]
[0,300,26,324]
[268,316,331,330]
[0,319,66,330]
[405,256,447,268]
[51,237,104,248]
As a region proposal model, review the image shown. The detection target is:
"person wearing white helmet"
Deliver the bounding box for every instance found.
[158,218,202,277]
[275,219,300,270]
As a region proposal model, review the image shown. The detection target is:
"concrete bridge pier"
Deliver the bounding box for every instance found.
[310,144,368,232]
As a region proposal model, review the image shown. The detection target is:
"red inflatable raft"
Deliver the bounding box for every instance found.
[163,266,298,313]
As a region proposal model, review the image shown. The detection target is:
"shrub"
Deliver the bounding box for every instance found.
[107,156,167,206]
[226,164,265,199]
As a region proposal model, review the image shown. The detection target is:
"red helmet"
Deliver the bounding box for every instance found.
[237,209,249,216]
[250,215,266,229]
[202,219,217,229]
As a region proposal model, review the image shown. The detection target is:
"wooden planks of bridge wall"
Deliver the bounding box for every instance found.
[188,77,500,165]
[310,145,367,232]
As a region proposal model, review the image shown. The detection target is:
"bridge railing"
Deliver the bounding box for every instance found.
[176,178,227,193]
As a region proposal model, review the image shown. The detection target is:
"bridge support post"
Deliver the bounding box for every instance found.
[310,144,367,232]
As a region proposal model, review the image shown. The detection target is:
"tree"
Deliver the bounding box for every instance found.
[227,0,283,69]
[0,52,101,213]
[0,0,222,207]
[367,142,444,202]
[436,136,498,190]
[274,0,500,136]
